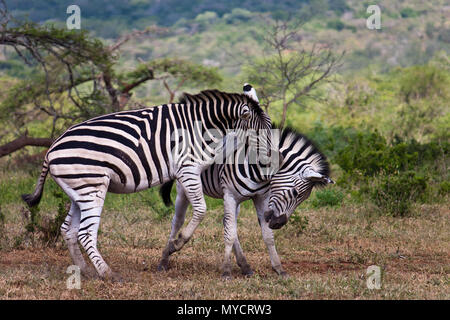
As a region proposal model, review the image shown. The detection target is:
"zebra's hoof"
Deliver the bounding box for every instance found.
[241,267,254,277]
[279,271,289,278]
[103,271,123,283]
[221,272,232,281]
[157,261,169,272]
[81,266,99,280]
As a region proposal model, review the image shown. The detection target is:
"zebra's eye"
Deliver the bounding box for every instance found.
[292,189,299,198]
[240,105,251,120]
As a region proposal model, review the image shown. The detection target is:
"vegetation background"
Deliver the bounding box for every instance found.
[0,0,448,299]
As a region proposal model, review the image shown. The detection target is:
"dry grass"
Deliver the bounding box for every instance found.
[0,197,449,299]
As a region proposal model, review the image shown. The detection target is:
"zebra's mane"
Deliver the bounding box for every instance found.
[178,89,264,116]
[277,125,330,187]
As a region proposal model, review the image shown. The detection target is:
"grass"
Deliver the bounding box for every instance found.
[0,168,448,299]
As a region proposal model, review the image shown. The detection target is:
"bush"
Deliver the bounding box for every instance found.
[400,65,450,103]
[400,8,419,18]
[334,129,448,177]
[327,19,345,31]
[438,181,450,196]
[223,8,253,24]
[289,211,309,236]
[311,188,344,208]
[23,189,69,246]
[371,171,428,217]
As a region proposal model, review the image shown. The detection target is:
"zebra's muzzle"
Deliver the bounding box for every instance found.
[264,210,288,229]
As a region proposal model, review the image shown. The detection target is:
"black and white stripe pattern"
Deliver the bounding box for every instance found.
[159,126,332,277]
[22,89,272,279]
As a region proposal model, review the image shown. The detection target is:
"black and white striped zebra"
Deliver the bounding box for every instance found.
[22,89,272,279]
[159,125,333,278]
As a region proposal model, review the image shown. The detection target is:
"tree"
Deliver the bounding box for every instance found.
[0,2,222,158]
[243,19,343,128]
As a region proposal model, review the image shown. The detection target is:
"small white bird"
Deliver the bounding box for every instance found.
[243,83,259,103]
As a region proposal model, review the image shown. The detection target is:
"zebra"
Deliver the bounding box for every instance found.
[22,89,272,280]
[158,124,333,279]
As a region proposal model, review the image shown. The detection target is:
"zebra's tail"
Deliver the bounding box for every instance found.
[159,180,175,207]
[22,158,49,208]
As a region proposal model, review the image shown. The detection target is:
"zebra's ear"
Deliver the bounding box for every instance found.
[239,104,251,120]
[303,168,334,184]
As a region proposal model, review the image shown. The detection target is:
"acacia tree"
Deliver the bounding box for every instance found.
[0,2,221,157]
[244,19,343,128]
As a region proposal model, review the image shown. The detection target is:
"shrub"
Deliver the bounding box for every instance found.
[23,189,69,246]
[400,8,419,18]
[334,130,388,176]
[327,19,346,31]
[223,8,253,24]
[400,65,449,103]
[334,129,448,178]
[311,188,344,208]
[438,181,450,196]
[289,211,309,236]
[371,171,428,217]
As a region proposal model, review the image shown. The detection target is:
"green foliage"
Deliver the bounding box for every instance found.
[400,7,419,18]
[437,28,450,43]
[23,189,69,246]
[305,121,447,216]
[311,188,344,208]
[8,0,333,31]
[134,188,173,221]
[223,9,253,24]
[289,211,309,236]
[438,181,450,196]
[326,19,355,32]
[335,130,388,176]
[145,58,222,88]
[335,130,448,178]
[399,65,450,103]
[0,59,32,78]
[371,171,428,217]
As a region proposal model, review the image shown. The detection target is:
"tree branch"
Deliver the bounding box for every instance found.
[0,135,53,158]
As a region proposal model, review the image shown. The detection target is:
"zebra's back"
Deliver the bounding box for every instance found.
[47,105,175,194]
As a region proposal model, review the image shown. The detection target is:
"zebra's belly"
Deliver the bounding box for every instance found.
[107,173,173,194]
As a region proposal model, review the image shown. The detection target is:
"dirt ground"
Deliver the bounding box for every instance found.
[0,202,449,299]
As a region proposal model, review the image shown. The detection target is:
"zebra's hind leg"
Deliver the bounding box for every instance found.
[60,201,96,277]
[232,205,253,277]
[76,201,120,281]
[158,184,189,271]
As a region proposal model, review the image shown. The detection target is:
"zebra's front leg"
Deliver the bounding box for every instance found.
[222,192,239,280]
[258,215,287,277]
[158,185,189,271]
[254,196,287,277]
[168,170,207,254]
[231,205,253,276]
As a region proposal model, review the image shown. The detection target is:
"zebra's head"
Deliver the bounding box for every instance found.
[264,128,334,229]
